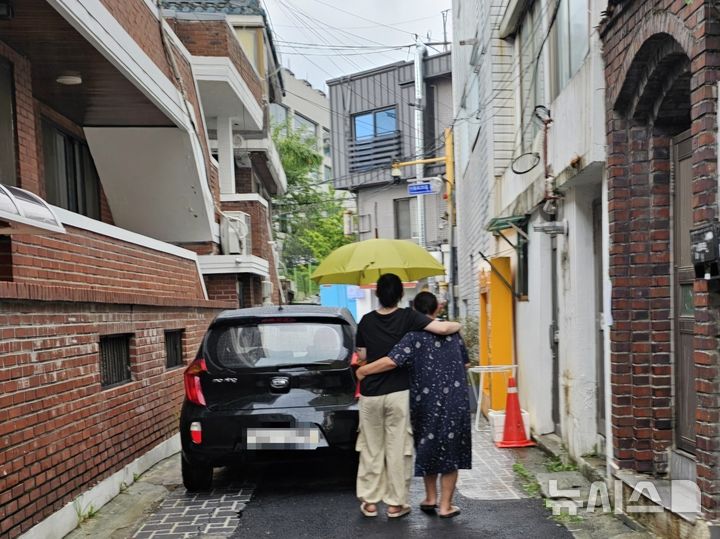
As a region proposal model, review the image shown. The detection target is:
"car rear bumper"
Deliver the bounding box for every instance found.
[180,402,359,466]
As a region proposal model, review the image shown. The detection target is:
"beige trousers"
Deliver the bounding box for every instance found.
[356,390,414,506]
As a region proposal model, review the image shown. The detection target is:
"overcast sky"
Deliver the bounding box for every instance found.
[262,0,453,92]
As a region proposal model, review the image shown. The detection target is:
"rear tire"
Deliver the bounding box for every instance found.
[182,456,213,492]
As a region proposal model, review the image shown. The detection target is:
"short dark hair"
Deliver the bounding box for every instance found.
[376,273,403,308]
[412,291,438,316]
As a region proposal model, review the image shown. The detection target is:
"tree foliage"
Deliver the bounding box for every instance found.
[272,128,354,271]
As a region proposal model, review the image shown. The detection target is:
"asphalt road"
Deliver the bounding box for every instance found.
[230,452,573,539]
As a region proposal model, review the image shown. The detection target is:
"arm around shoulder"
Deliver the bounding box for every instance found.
[424,319,461,336]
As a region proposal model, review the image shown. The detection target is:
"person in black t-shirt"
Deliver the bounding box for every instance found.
[355,273,461,519]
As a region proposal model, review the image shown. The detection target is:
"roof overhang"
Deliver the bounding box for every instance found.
[237,137,287,195]
[0,185,66,235]
[85,127,217,243]
[499,0,531,39]
[487,215,529,233]
[192,56,264,131]
[198,254,269,278]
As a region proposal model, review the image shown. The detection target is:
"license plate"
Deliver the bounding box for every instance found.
[246,427,323,449]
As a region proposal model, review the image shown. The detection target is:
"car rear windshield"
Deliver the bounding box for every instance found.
[206,318,353,370]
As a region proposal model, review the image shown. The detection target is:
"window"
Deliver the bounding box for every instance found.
[42,120,100,219]
[394,197,416,240]
[270,103,288,133]
[100,334,131,388]
[0,58,16,187]
[518,1,545,152]
[353,108,397,141]
[552,0,589,98]
[323,128,331,158]
[165,330,184,368]
[324,165,332,183]
[293,113,317,139]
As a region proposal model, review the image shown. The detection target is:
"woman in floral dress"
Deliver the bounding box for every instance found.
[356,292,471,518]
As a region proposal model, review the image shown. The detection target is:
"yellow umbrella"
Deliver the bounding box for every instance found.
[311,238,446,285]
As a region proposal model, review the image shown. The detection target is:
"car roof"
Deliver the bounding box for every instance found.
[212,305,356,327]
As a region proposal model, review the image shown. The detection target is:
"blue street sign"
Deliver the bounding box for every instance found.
[408,182,434,195]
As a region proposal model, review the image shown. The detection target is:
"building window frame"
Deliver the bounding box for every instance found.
[517,0,545,153]
[550,0,590,100]
[100,334,132,388]
[293,112,317,140]
[352,107,398,141]
[41,118,101,219]
[165,329,184,369]
[394,197,416,240]
[0,57,17,187]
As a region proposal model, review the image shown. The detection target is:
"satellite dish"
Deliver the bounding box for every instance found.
[511,152,541,175]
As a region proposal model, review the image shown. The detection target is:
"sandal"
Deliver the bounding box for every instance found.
[387,505,411,518]
[438,506,461,519]
[360,501,378,517]
[420,503,437,513]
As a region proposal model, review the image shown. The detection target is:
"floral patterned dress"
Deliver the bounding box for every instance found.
[387,332,472,476]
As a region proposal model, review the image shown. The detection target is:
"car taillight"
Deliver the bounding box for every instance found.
[190,421,202,444]
[184,358,207,406]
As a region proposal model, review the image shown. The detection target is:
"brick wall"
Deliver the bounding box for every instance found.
[0,41,39,194]
[0,300,221,538]
[7,225,207,302]
[220,199,281,304]
[169,19,264,107]
[601,0,720,517]
[205,274,238,303]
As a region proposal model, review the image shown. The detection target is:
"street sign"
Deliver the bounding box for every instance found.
[407,177,442,196]
[408,182,434,195]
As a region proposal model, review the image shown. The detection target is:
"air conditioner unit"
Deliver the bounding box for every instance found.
[262,280,273,300]
[220,212,251,255]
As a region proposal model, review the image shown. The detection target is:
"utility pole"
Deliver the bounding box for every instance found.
[390,128,456,317]
[414,38,427,248]
[442,10,450,52]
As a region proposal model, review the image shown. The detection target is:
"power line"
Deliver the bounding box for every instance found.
[302,0,417,36]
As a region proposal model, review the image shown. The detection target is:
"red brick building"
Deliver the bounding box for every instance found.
[0,1,285,537]
[601,0,720,533]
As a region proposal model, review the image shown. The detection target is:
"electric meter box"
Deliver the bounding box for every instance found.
[691,222,720,278]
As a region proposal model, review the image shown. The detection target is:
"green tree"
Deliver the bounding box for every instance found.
[272,128,354,279]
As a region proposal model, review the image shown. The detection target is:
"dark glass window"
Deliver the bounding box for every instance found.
[0,58,16,187]
[42,120,100,219]
[353,107,397,141]
[100,335,131,388]
[165,330,184,368]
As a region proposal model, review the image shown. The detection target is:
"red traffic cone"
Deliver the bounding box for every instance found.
[496,377,535,448]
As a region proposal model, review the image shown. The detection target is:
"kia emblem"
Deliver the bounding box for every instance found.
[270,377,290,389]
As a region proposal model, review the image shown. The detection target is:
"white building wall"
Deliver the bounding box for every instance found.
[452,0,508,318]
[454,0,610,458]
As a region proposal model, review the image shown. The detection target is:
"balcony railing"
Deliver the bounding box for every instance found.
[348,131,402,173]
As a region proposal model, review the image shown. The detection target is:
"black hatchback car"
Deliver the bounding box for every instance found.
[180,305,359,490]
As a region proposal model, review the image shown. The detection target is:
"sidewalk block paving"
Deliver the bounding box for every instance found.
[456,419,526,500]
[132,487,254,538]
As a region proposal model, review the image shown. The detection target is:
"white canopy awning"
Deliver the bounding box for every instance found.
[0,185,66,235]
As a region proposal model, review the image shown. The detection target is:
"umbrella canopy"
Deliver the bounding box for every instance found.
[311,238,446,285]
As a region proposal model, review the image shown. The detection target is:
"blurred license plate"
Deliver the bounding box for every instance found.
[246,428,322,449]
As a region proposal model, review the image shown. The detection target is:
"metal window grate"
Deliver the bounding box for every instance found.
[100,334,131,387]
[165,330,184,368]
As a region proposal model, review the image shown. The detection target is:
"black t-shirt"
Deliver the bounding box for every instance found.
[356,308,431,396]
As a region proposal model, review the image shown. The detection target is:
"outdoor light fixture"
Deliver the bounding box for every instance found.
[0,1,13,20]
[56,72,82,86]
